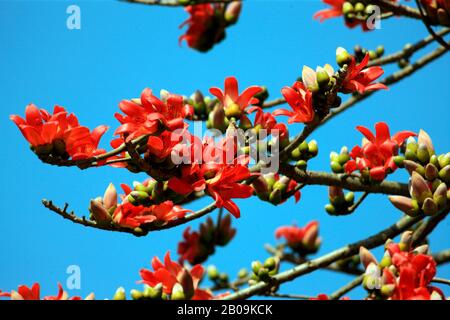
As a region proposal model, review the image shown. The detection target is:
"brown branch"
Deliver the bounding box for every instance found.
[414,0,450,50]
[411,207,450,247]
[222,213,423,300]
[376,0,422,19]
[433,249,450,266]
[328,274,364,300]
[279,167,409,196]
[42,199,217,236]
[368,28,450,67]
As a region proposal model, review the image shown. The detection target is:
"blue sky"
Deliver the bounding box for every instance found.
[0,0,449,299]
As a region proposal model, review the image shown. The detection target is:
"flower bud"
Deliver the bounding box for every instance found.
[433,182,448,209]
[438,153,450,168]
[418,130,434,155]
[413,244,429,255]
[403,160,425,176]
[376,45,385,57]
[422,198,438,216]
[354,2,365,13]
[325,203,336,215]
[380,284,395,297]
[316,67,330,89]
[342,2,354,15]
[252,176,269,201]
[130,191,149,203]
[207,265,219,280]
[113,287,126,300]
[417,143,430,164]
[171,283,185,300]
[257,268,271,282]
[264,257,277,271]
[130,289,143,300]
[410,172,432,203]
[438,165,450,183]
[330,151,339,162]
[296,160,308,170]
[360,247,378,269]
[425,163,439,181]
[344,192,354,204]
[336,47,352,67]
[251,261,262,274]
[331,161,343,173]
[379,251,392,269]
[399,231,413,251]
[393,155,405,168]
[238,268,248,279]
[388,196,419,217]
[225,1,242,25]
[89,200,112,224]
[308,140,319,156]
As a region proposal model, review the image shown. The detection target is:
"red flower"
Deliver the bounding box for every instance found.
[209,76,262,118]
[178,227,202,265]
[340,51,388,94]
[275,221,321,254]
[113,201,190,229]
[65,125,108,160]
[205,164,254,218]
[313,0,345,22]
[179,4,222,52]
[168,136,254,218]
[10,104,108,160]
[140,251,212,300]
[115,88,190,141]
[273,82,315,124]
[0,283,92,300]
[344,122,416,181]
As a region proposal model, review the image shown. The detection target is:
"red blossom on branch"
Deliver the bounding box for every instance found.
[115,88,191,142]
[0,283,94,300]
[139,252,212,300]
[344,122,416,181]
[338,49,388,94]
[273,82,315,124]
[10,104,108,160]
[209,76,262,118]
[275,221,321,255]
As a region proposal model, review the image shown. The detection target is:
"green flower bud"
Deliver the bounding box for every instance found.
[224,103,242,119]
[251,261,262,274]
[296,160,308,171]
[264,257,277,270]
[376,45,385,57]
[438,165,450,183]
[405,149,418,161]
[433,183,448,210]
[269,189,282,205]
[368,50,377,60]
[338,153,350,165]
[342,2,354,15]
[290,148,302,160]
[438,153,450,168]
[430,154,439,168]
[171,284,185,300]
[381,284,395,297]
[417,144,430,164]
[336,47,352,67]
[331,161,343,173]
[330,151,339,162]
[316,67,330,89]
[130,289,143,300]
[345,192,355,204]
[113,287,126,300]
[298,140,309,153]
[393,155,405,168]
[354,2,365,13]
[257,268,270,282]
[130,191,149,202]
[207,265,219,280]
[238,268,248,279]
[325,203,336,215]
[379,255,392,269]
[308,140,319,156]
[365,4,377,15]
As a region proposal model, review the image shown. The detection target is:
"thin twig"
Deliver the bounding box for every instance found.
[431,277,450,286]
[414,0,450,50]
[347,192,369,214]
[328,274,364,300]
[411,207,450,247]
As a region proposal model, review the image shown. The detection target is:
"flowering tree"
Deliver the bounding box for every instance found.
[2,0,450,300]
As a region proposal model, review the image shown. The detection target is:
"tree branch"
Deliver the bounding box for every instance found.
[328,274,364,300]
[222,213,423,300]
